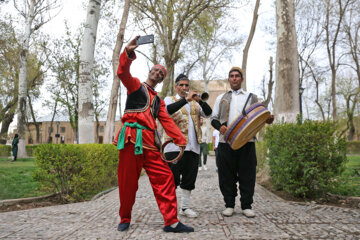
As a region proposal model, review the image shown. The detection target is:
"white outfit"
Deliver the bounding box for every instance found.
[164,94,208,154]
[212,88,254,143]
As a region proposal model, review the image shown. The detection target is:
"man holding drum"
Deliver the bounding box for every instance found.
[113,36,194,233]
[164,73,212,218]
[211,67,274,218]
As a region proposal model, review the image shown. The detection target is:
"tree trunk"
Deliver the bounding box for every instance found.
[27,95,40,143]
[104,0,130,143]
[241,0,260,91]
[160,59,175,98]
[274,0,300,123]
[17,0,35,158]
[263,56,274,108]
[78,0,101,144]
[0,112,15,145]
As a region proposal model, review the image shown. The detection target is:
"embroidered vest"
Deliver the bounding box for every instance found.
[124,83,160,120]
[166,96,202,143]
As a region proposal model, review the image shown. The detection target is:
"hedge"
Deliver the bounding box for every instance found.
[0,145,11,157]
[26,145,37,157]
[264,120,347,198]
[33,144,118,202]
[255,141,267,173]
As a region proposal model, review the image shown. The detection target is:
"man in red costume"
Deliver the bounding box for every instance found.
[113,36,194,233]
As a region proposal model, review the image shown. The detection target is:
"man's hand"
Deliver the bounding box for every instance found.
[125,36,140,54]
[219,125,227,135]
[266,114,274,124]
[185,90,201,102]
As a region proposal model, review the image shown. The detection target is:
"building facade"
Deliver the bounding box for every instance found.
[25,114,122,145]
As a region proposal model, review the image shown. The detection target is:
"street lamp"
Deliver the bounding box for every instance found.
[299,87,305,122]
[56,121,60,144]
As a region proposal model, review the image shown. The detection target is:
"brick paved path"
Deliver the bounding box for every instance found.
[0,156,359,239]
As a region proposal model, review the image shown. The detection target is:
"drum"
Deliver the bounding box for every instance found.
[224,102,270,150]
[160,140,184,164]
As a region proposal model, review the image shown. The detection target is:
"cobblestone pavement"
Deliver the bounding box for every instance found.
[0,156,359,239]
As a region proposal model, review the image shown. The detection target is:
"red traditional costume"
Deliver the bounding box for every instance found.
[113,49,186,227]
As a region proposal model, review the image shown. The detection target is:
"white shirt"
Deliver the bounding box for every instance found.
[201,125,208,143]
[212,88,254,143]
[212,129,220,148]
[164,94,208,154]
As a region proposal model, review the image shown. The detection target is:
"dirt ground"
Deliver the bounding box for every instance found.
[260,180,360,209]
[0,195,65,213]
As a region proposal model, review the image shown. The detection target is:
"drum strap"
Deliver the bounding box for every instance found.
[242,93,253,117]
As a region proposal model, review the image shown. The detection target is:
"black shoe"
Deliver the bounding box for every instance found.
[163,221,194,233]
[117,223,130,231]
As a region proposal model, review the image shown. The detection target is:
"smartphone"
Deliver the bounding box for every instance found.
[136,34,154,45]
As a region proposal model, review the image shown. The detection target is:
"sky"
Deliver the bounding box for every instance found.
[5,0,276,130]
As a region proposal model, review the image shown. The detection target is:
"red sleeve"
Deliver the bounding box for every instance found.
[117,50,141,93]
[157,99,186,146]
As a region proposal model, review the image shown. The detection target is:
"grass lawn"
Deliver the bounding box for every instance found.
[330,155,360,196]
[0,157,49,200]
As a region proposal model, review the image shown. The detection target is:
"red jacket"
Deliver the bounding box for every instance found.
[113,50,186,151]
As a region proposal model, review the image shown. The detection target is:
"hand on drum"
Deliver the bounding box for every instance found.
[219,125,228,135]
[266,114,274,124]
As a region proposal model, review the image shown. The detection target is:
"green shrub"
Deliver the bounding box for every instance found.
[264,120,347,198]
[208,143,213,151]
[0,145,11,157]
[33,144,118,202]
[255,141,267,173]
[346,141,360,154]
[26,145,37,157]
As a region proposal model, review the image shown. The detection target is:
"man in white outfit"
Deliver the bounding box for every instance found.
[164,73,212,218]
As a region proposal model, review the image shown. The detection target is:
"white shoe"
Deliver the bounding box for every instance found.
[242,209,255,218]
[222,208,234,217]
[203,165,207,170]
[180,208,198,218]
[198,166,202,171]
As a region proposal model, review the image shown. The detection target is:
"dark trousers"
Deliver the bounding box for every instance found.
[216,142,257,210]
[199,143,208,166]
[166,151,199,191]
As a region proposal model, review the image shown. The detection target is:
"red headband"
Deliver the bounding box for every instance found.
[153,64,167,78]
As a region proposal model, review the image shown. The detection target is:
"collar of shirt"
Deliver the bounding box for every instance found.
[231,88,246,95]
[143,82,157,94]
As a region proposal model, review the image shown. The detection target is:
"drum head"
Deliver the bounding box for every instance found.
[224,103,270,150]
[230,111,270,150]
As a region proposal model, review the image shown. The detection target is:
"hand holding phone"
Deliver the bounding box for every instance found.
[136,34,154,45]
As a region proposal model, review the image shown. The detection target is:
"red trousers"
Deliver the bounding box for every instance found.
[117,143,178,226]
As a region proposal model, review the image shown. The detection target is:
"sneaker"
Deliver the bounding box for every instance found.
[222,208,234,217]
[198,166,202,171]
[242,209,255,218]
[203,165,207,170]
[180,208,198,218]
[163,221,194,233]
[117,222,130,231]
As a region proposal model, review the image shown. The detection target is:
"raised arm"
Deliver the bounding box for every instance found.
[117,36,141,93]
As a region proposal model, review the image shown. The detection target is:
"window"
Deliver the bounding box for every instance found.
[60,127,66,133]
[98,136,103,144]
[99,126,104,133]
[28,138,33,144]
